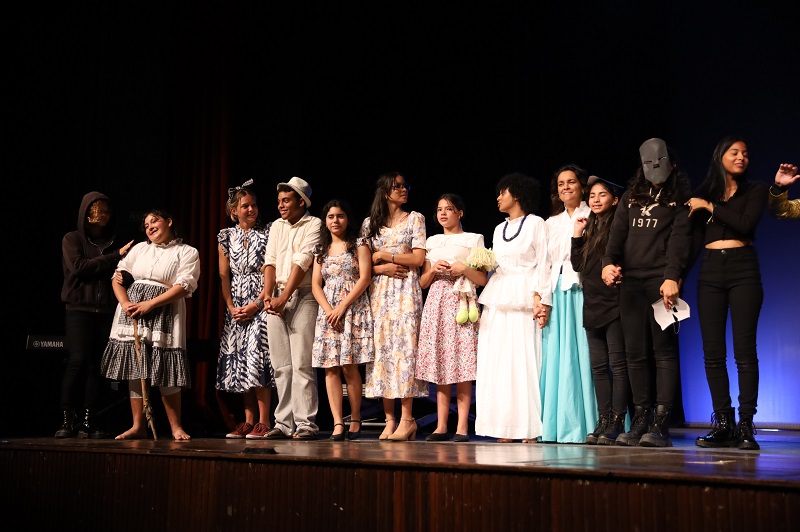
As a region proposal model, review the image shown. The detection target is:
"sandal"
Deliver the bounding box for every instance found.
[293,428,318,440]
[347,419,362,441]
[264,427,289,440]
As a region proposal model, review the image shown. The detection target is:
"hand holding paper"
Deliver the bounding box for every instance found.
[652,297,691,331]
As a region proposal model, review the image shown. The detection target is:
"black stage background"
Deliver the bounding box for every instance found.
[5,2,799,436]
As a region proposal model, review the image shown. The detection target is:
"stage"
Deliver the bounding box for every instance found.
[2,426,798,531]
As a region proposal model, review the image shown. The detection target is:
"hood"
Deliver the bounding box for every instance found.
[77,191,115,237]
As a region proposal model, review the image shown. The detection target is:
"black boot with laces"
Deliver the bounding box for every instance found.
[696,408,737,448]
[55,409,77,438]
[598,412,626,446]
[616,406,651,446]
[77,408,110,439]
[736,414,760,450]
[585,412,610,445]
[639,404,672,447]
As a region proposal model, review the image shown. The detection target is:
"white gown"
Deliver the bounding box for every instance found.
[475,214,550,439]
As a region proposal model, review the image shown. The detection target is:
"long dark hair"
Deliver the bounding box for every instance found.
[365,171,406,240]
[577,181,620,272]
[693,135,748,201]
[495,172,540,215]
[549,163,588,216]
[627,145,690,206]
[316,199,359,264]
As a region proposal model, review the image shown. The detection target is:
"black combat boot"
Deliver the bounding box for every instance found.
[77,409,110,439]
[55,409,77,438]
[616,406,651,446]
[695,408,736,448]
[639,404,672,447]
[736,414,760,450]
[597,412,626,446]
[585,412,610,445]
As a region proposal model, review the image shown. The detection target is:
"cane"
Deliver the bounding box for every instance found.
[132,318,158,439]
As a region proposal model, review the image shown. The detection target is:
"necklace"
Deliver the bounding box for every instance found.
[503,214,528,242]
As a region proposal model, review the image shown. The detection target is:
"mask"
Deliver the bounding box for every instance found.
[87,201,110,224]
[639,138,672,185]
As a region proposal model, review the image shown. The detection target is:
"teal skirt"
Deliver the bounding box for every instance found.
[540,275,597,443]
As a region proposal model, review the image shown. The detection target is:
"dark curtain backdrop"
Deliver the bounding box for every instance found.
[7,3,799,436]
[168,16,231,343]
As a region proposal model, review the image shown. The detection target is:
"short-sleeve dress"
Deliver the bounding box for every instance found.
[360,211,429,398]
[311,240,375,368]
[101,239,200,387]
[416,232,484,385]
[215,224,276,393]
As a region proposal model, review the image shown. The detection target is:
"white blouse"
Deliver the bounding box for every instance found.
[545,202,590,292]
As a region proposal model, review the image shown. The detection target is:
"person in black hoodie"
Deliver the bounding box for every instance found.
[601,138,692,448]
[58,192,134,438]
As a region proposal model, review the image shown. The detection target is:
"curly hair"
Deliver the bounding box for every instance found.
[495,172,541,215]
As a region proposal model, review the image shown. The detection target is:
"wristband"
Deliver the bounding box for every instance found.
[391,253,395,264]
[252,298,264,311]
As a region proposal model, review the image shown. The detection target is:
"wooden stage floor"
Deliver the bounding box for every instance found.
[2,426,799,531]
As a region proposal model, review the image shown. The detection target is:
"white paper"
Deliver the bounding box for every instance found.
[651,297,691,331]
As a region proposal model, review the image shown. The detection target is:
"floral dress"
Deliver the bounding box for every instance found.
[360,212,429,398]
[416,232,483,385]
[215,224,275,393]
[311,241,375,368]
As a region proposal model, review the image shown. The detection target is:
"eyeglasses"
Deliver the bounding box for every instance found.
[391,183,411,191]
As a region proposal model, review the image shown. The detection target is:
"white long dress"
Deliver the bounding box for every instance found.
[475,214,549,440]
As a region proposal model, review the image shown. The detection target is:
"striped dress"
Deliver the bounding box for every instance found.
[215,224,275,393]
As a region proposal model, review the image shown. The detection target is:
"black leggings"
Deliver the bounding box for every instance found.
[697,247,762,416]
[586,317,629,416]
[61,310,113,410]
[619,277,679,410]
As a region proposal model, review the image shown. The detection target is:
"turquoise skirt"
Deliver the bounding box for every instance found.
[540,275,597,443]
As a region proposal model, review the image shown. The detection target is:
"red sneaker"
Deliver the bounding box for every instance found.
[226,422,254,439]
[246,423,272,439]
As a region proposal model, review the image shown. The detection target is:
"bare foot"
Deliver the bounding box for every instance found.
[115,427,147,440]
[172,429,191,441]
[496,438,514,443]
[522,438,538,444]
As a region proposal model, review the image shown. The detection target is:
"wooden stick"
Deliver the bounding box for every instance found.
[132,319,158,440]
